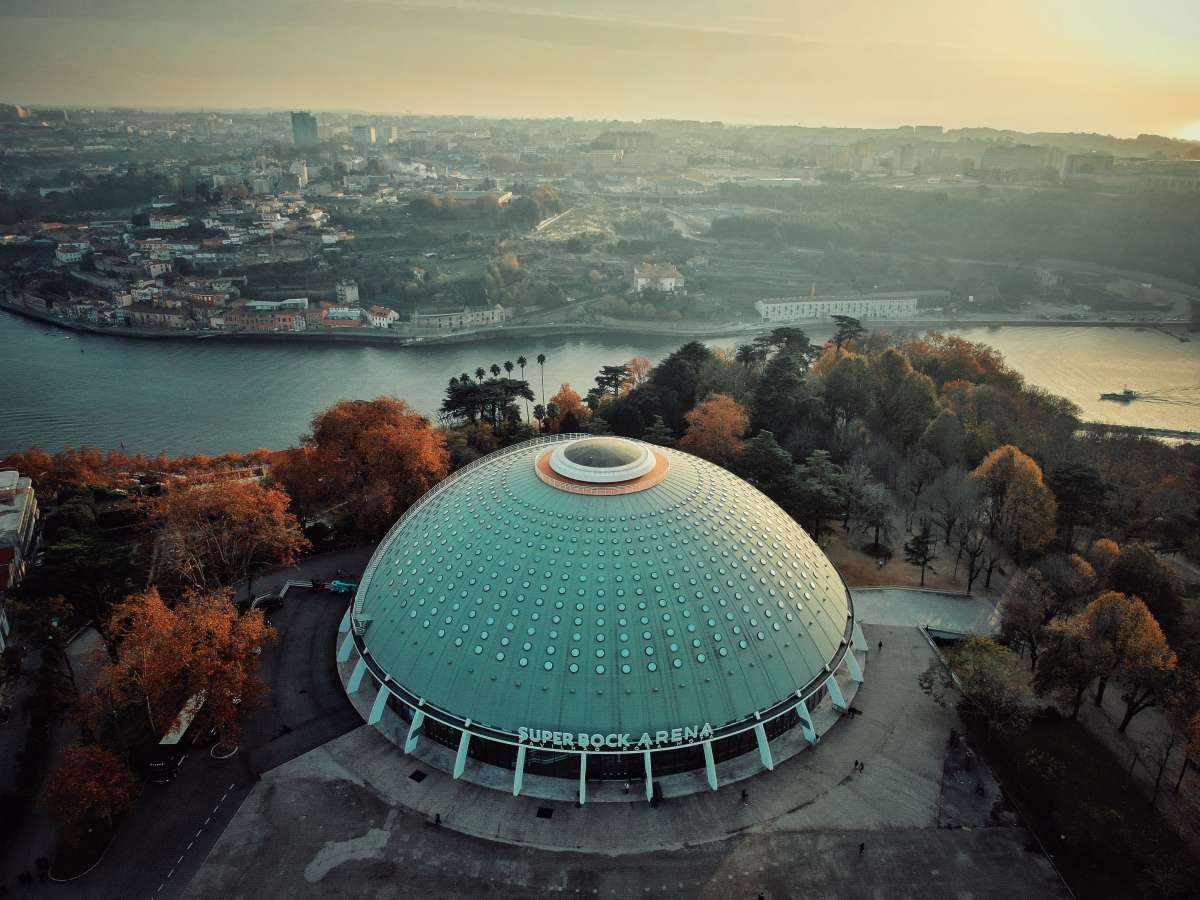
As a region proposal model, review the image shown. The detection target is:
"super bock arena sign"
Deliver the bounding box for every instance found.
[518,723,714,751]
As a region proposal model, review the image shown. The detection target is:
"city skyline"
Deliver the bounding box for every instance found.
[2,0,1199,139]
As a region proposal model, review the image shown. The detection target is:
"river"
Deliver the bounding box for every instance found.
[1,310,1196,455]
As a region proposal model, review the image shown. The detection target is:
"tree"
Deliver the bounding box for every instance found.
[904,519,938,586]
[16,532,135,624]
[547,384,590,433]
[999,568,1061,669]
[1108,542,1183,631]
[1165,670,1200,793]
[185,592,276,749]
[274,397,449,536]
[867,349,939,452]
[901,449,943,529]
[1082,591,1170,711]
[940,636,1034,741]
[1035,615,1103,719]
[1086,537,1121,583]
[536,353,547,404]
[925,466,978,546]
[678,393,749,467]
[650,341,715,433]
[951,506,992,594]
[732,431,796,504]
[516,355,529,420]
[830,315,865,354]
[87,588,274,749]
[971,444,1057,565]
[840,453,873,532]
[1047,461,1109,548]
[586,416,612,435]
[41,745,138,836]
[626,355,652,387]
[594,364,631,401]
[818,352,873,437]
[855,482,895,552]
[532,403,547,432]
[1116,622,1177,733]
[792,450,846,543]
[753,346,818,452]
[641,415,675,447]
[918,408,966,468]
[155,480,308,593]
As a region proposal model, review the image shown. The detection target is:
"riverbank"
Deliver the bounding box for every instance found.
[2,299,1192,349]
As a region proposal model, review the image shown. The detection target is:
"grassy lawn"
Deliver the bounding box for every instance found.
[822,524,1009,594]
[968,710,1197,899]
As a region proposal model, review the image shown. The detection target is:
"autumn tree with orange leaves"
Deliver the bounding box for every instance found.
[273,397,449,536]
[85,588,274,750]
[155,479,308,593]
[546,384,591,433]
[42,745,139,837]
[1081,591,1174,724]
[971,444,1057,565]
[678,393,750,468]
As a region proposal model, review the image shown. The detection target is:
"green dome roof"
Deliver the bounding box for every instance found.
[353,436,853,741]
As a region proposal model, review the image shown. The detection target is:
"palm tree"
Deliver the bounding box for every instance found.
[517,355,529,421]
[533,403,546,432]
[490,363,501,378]
[536,353,547,404]
[460,372,471,384]
[504,360,514,376]
[474,367,485,383]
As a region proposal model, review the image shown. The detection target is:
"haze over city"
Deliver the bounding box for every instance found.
[3,0,1200,137]
[2,2,1200,899]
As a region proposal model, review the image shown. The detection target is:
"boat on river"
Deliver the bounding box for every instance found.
[1100,388,1140,402]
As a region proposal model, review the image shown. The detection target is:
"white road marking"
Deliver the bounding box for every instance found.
[167,868,175,878]
[187,841,194,850]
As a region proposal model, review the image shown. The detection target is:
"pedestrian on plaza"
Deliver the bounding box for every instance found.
[741,789,749,806]
[853,759,860,772]
[877,640,883,651]
[434,813,441,827]
[859,842,865,856]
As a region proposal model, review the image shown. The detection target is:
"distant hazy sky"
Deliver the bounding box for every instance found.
[3,0,1199,138]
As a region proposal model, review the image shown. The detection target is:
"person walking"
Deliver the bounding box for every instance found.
[741,789,749,806]
[877,640,883,652]
[858,842,865,856]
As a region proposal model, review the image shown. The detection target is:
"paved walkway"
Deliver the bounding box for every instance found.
[184,629,1063,898]
[851,587,1001,634]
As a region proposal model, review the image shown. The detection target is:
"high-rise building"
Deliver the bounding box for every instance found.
[352,125,377,146]
[291,111,318,147]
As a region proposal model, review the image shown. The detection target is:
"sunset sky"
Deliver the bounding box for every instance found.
[3,0,1199,138]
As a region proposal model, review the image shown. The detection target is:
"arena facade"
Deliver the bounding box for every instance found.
[337,435,866,802]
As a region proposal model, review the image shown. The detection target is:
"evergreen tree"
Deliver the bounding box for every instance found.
[641,415,675,447]
[903,519,938,586]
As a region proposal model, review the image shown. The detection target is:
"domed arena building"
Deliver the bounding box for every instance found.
[336,435,867,802]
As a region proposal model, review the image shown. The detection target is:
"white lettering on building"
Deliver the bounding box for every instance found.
[517,723,713,749]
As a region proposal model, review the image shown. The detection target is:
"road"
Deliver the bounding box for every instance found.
[1,569,365,899]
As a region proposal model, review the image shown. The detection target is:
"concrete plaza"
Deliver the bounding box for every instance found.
[183,623,1065,898]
